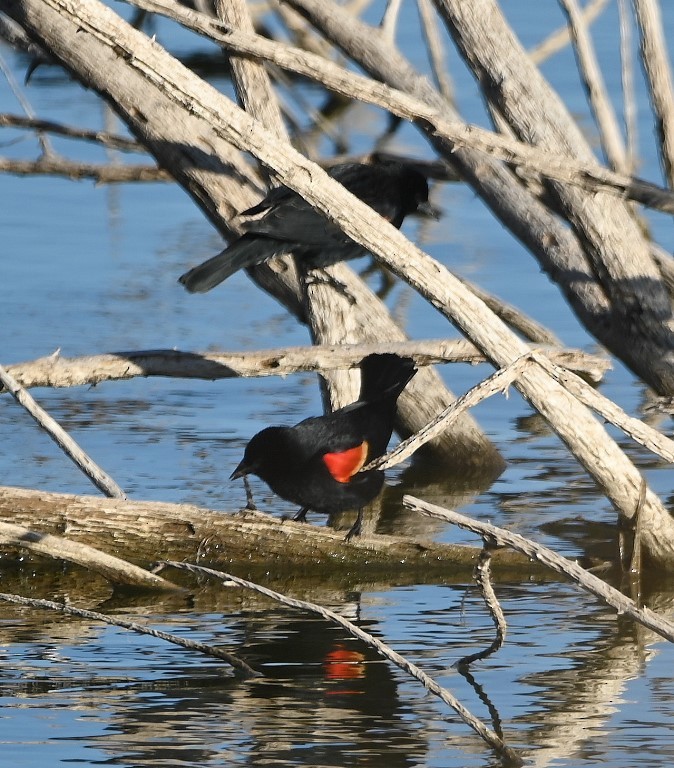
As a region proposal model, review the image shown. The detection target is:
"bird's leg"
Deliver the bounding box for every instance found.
[292,506,310,523]
[344,508,364,542]
[302,266,356,305]
[242,475,258,511]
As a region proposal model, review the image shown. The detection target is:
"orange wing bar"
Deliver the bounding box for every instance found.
[322,441,369,483]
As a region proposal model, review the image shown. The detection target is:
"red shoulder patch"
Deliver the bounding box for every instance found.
[323,441,369,483]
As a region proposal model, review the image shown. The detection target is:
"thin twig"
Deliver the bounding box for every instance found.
[0,591,259,677]
[0,49,52,156]
[618,0,637,173]
[165,560,524,766]
[0,113,145,152]
[559,0,628,171]
[403,497,674,644]
[457,544,507,667]
[0,362,126,499]
[529,0,609,65]
[416,0,454,101]
[366,354,532,471]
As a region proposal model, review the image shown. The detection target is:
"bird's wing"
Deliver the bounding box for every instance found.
[295,410,372,483]
[243,195,347,246]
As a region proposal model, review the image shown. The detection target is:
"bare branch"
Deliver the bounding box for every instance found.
[3,342,610,391]
[0,362,126,499]
[632,0,674,186]
[0,113,145,152]
[404,497,674,644]
[0,521,181,590]
[0,591,258,677]
[416,0,454,101]
[125,0,674,214]
[0,156,170,182]
[559,0,628,171]
[529,0,610,65]
[618,0,638,172]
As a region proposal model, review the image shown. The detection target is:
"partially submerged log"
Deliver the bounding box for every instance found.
[0,485,547,577]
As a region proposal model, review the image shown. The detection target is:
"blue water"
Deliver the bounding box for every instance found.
[2,1,674,765]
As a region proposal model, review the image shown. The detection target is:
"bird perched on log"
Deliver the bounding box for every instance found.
[178,160,434,293]
[230,353,417,541]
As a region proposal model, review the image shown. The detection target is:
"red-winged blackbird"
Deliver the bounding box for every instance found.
[230,353,417,540]
[178,161,433,293]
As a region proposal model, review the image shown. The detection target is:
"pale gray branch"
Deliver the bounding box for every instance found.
[529,0,610,65]
[559,0,628,171]
[0,591,258,676]
[3,342,610,391]
[0,362,126,499]
[0,520,180,590]
[125,0,674,215]
[632,0,674,186]
[404,497,674,644]
[0,156,169,182]
[0,112,145,152]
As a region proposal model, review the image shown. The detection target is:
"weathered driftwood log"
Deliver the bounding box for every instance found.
[0,485,546,576]
[2,341,611,389]
[0,521,181,590]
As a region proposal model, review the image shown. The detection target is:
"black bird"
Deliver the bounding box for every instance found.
[179,161,433,293]
[230,353,417,540]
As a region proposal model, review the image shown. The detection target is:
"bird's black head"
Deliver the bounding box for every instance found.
[230,427,290,481]
[397,166,438,220]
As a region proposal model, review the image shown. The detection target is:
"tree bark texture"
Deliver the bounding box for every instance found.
[431,0,674,392]
[0,485,544,576]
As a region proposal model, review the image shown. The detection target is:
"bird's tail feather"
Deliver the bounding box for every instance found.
[359,354,416,404]
[178,235,285,293]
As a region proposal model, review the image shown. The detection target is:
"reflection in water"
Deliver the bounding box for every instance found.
[1,571,674,766]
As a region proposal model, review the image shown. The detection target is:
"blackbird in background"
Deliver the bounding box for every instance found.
[178,160,433,293]
[230,353,417,541]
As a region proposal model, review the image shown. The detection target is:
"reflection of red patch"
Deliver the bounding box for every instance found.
[323,441,368,483]
[323,644,366,682]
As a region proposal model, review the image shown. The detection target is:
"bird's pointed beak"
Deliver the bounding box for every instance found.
[230,459,249,481]
[416,200,442,220]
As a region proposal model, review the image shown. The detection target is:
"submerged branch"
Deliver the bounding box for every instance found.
[0,591,258,677]
[404,497,674,644]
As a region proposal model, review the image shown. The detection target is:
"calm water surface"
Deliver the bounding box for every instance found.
[2,1,674,765]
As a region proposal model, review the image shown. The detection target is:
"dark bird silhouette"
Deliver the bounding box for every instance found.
[178,161,433,293]
[230,353,417,540]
